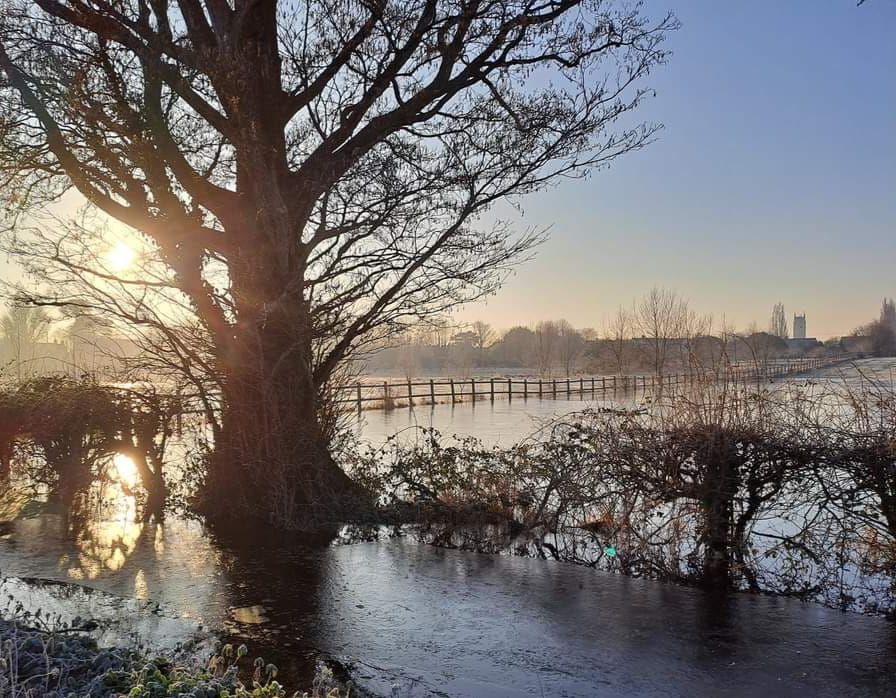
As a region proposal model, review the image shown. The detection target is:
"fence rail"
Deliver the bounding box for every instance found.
[337,355,855,411]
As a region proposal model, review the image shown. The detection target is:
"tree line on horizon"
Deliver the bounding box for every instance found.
[363,289,887,378]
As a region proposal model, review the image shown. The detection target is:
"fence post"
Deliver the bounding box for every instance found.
[357,384,362,412]
[523,378,528,399]
[471,378,476,403]
[552,379,557,398]
[383,381,390,410]
[507,377,513,401]
[490,378,495,402]
[430,379,435,404]
[450,378,456,404]
[579,377,584,396]
[407,379,413,408]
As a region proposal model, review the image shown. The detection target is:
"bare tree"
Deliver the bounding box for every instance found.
[556,319,584,378]
[495,326,537,367]
[471,321,495,363]
[735,322,788,379]
[0,305,49,379]
[535,320,559,378]
[769,302,789,339]
[0,1,676,527]
[395,329,421,382]
[635,287,697,380]
[604,305,634,375]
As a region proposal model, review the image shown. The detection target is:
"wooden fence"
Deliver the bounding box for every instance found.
[337,355,855,411]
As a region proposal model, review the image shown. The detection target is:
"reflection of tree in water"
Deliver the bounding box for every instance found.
[207,525,342,688]
[65,489,145,580]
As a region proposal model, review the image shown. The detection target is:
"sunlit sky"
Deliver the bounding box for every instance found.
[1,0,893,340]
[459,0,896,339]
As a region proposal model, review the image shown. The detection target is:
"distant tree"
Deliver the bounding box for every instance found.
[556,319,585,377]
[396,330,421,381]
[880,298,896,332]
[604,306,634,375]
[535,320,560,377]
[635,287,699,379]
[769,302,789,339]
[495,326,537,367]
[450,330,479,348]
[0,306,50,379]
[471,321,495,356]
[430,318,454,350]
[851,298,896,357]
[737,324,787,370]
[869,321,896,357]
[580,327,599,341]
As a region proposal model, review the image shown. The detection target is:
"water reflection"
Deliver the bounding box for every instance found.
[112,452,140,489]
[3,504,896,696]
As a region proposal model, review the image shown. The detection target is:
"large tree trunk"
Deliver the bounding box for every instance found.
[202,299,364,530]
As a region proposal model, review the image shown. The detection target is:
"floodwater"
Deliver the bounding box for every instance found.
[354,393,627,447]
[2,358,896,696]
[355,357,896,447]
[2,514,895,697]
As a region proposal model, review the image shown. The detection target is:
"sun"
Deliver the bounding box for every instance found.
[112,452,140,489]
[107,240,136,271]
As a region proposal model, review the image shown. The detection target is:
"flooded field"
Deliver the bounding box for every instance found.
[355,357,896,447]
[1,358,895,696]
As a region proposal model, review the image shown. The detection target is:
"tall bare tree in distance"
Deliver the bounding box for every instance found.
[0,1,676,528]
[635,287,700,380]
[770,302,789,339]
[471,320,495,363]
[535,320,560,377]
[0,305,49,379]
[604,305,634,375]
[556,319,584,377]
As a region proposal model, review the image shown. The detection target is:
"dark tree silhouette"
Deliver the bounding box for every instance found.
[0,1,675,528]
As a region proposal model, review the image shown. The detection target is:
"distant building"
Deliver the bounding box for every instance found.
[793,314,807,339]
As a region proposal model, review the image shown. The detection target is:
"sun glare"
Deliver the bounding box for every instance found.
[112,452,140,489]
[107,241,136,271]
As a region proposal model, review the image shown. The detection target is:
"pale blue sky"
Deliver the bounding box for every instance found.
[460,0,896,338]
[1,1,893,339]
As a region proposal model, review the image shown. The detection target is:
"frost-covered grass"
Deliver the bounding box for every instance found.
[0,618,355,698]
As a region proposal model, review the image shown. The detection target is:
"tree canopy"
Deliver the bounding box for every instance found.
[0,0,676,526]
